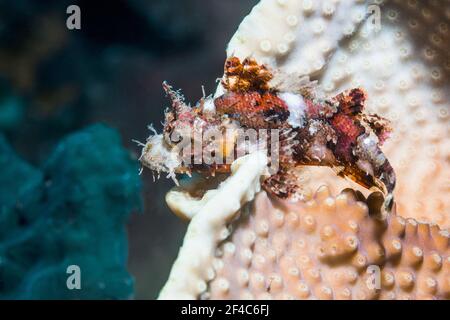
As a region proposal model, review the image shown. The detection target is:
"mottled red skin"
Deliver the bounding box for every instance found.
[305,100,322,118]
[330,113,365,163]
[215,90,366,165]
[214,91,290,129]
[213,87,395,196]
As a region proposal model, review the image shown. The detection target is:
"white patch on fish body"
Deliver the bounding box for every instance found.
[202,97,216,114]
[278,92,306,128]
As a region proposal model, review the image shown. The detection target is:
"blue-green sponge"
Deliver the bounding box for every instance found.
[0,124,141,299]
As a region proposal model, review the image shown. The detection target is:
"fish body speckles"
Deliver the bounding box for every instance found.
[140,57,396,199]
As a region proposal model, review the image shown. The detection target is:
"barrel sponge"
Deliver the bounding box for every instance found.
[207,187,449,300]
[0,124,141,299]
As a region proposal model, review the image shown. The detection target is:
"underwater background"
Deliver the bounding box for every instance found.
[0,0,258,299]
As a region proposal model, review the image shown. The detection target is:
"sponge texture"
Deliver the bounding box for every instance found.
[0,124,141,299]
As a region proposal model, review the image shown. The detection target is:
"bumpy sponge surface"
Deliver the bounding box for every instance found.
[208,187,449,300]
[0,124,141,299]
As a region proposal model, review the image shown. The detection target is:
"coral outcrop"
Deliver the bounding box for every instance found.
[0,125,141,299]
[208,187,449,300]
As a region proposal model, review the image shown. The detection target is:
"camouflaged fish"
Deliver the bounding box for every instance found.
[139,57,396,205]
